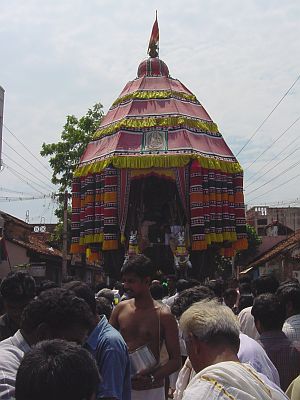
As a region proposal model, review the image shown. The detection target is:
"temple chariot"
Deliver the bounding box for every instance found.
[70,18,247,279]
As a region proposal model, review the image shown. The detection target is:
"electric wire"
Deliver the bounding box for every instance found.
[246,133,300,183]
[3,138,55,186]
[244,114,300,171]
[245,146,300,189]
[2,152,55,192]
[247,172,300,203]
[0,194,52,202]
[3,164,50,195]
[0,187,37,195]
[246,159,300,196]
[3,124,52,173]
[236,74,300,156]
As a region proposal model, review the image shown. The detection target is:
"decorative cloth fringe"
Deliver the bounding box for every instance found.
[111,90,199,108]
[93,115,219,140]
[74,154,242,179]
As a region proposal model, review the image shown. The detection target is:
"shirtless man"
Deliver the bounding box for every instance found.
[110,254,181,400]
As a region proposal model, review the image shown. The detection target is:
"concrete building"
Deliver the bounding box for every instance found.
[247,206,300,236]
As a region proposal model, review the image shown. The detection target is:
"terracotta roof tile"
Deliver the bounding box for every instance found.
[248,230,300,268]
[9,235,62,258]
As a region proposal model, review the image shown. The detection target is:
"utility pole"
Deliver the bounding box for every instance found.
[62,190,69,281]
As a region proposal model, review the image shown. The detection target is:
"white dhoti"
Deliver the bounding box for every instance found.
[132,387,165,400]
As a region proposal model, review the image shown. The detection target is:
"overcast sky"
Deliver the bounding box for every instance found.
[1,0,300,224]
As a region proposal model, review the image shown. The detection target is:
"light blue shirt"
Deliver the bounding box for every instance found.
[86,316,131,400]
[0,329,31,399]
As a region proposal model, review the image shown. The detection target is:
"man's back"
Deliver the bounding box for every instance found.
[86,315,131,400]
[182,361,288,400]
[258,331,300,391]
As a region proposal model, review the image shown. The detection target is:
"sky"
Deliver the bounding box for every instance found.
[1,0,300,224]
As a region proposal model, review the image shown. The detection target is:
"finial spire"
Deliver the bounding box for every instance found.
[147,11,159,58]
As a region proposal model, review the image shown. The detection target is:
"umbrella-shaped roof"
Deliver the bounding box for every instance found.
[75,56,241,177]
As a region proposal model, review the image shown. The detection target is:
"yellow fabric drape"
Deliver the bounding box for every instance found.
[75,154,243,178]
[111,90,199,107]
[93,116,219,140]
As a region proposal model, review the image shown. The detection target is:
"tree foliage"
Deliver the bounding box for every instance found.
[41,103,104,248]
[41,103,104,193]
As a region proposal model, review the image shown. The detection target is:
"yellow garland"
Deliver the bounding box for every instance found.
[111,90,199,108]
[93,116,219,140]
[74,154,243,178]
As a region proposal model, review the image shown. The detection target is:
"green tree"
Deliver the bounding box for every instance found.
[235,224,262,266]
[41,103,104,248]
[41,102,104,193]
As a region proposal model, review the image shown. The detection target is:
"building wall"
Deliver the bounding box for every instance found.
[0,241,29,279]
[247,207,300,236]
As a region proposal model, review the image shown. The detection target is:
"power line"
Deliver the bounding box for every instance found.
[247,171,300,203]
[245,146,300,189]
[3,138,55,186]
[244,114,300,171]
[3,124,52,173]
[3,152,55,192]
[236,74,300,156]
[0,194,52,202]
[4,164,49,195]
[0,186,37,195]
[246,133,300,183]
[246,158,300,196]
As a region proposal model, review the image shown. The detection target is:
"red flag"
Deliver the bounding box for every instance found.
[148,12,159,57]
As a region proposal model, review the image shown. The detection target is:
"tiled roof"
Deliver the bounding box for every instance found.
[248,230,300,268]
[9,234,62,258]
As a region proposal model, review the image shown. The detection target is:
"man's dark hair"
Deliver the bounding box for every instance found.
[121,254,155,279]
[0,272,36,302]
[20,288,94,334]
[186,279,201,288]
[223,288,238,302]
[15,339,100,400]
[113,281,125,296]
[238,294,254,312]
[96,288,114,303]
[96,297,113,319]
[239,282,252,295]
[150,283,164,300]
[276,281,300,314]
[251,293,285,331]
[176,279,190,293]
[64,281,96,315]
[252,275,279,296]
[171,286,215,318]
[207,279,224,300]
[38,280,58,295]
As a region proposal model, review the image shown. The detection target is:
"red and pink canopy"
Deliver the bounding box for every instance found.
[71,54,247,263]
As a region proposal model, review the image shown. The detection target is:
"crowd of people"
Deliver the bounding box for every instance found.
[0,255,299,400]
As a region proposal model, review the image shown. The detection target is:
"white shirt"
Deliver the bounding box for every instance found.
[283,314,300,341]
[0,330,30,399]
[238,306,260,340]
[162,293,178,307]
[174,333,280,400]
[182,361,288,400]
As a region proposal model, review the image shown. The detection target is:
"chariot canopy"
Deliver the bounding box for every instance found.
[70,18,247,271]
